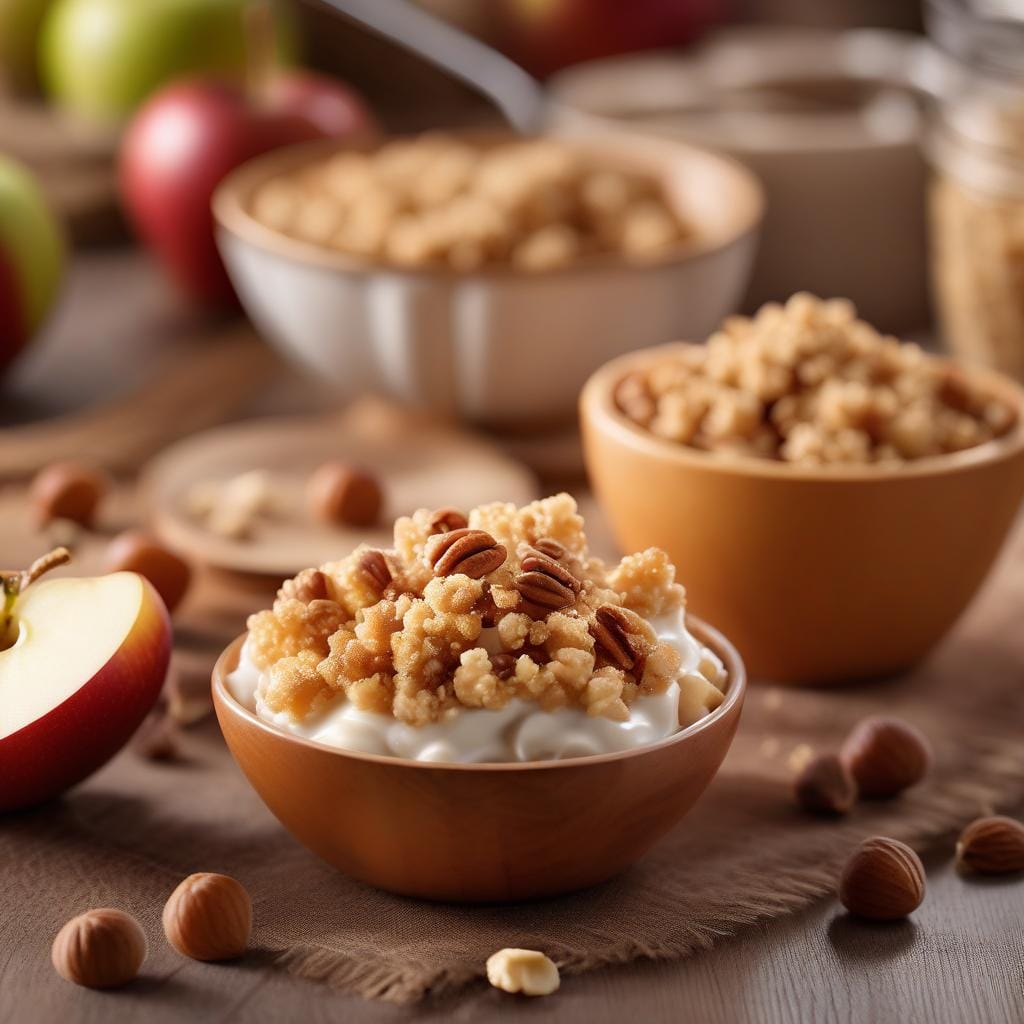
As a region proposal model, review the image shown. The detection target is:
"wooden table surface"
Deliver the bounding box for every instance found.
[1,251,1022,1024]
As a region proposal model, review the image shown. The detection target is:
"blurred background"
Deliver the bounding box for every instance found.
[0,0,1021,462]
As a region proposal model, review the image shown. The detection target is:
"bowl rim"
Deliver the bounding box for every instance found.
[211,130,764,282]
[581,340,1024,483]
[211,612,746,772]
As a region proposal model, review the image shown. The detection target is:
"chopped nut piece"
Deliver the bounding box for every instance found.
[591,604,648,671]
[486,948,560,997]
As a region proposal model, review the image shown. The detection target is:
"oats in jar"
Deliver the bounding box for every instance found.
[615,294,1017,465]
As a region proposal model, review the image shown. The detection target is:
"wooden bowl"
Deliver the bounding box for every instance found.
[212,132,762,429]
[212,621,745,902]
[581,344,1024,684]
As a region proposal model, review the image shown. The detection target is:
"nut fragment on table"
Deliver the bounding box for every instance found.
[839,836,926,920]
[840,716,931,799]
[486,948,560,996]
[184,470,285,540]
[248,135,691,271]
[955,815,1024,875]
[51,909,147,989]
[162,873,252,961]
[29,461,109,529]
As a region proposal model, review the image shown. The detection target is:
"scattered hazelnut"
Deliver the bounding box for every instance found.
[104,531,192,613]
[30,461,108,529]
[486,948,560,997]
[840,716,931,799]
[956,816,1024,875]
[794,753,858,816]
[839,836,925,920]
[307,462,382,527]
[162,873,252,961]
[51,909,147,989]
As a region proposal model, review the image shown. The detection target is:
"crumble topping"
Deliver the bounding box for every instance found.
[616,293,1018,465]
[246,494,723,727]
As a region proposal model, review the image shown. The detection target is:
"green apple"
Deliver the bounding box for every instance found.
[0,0,55,93]
[40,0,296,121]
[0,156,63,375]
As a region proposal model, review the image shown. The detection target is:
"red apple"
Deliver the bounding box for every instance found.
[119,74,376,307]
[495,0,726,78]
[0,570,171,812]
[267,69,376,141]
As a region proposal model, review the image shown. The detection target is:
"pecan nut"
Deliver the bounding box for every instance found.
[591,604,649,672]
[425,528,507,579]
[358,550,393,594]
[515,544,581,614]
[428,506,469,534]
[532,537,566,560]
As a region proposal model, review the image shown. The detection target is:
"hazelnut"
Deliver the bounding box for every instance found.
[162,873,251,961]
[51,909,147,989]
[307,462,382,527]
[794,753,858,816]
[956,815,1024,875]
[104,531,192,613]
[30,461,108,529]
[486,948,560,996]
[840,716,931,799]
[839,836,925,920]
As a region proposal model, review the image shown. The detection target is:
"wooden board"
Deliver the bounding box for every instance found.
[143,400,538,577]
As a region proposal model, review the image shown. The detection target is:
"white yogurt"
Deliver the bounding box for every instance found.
[227,606,724,764]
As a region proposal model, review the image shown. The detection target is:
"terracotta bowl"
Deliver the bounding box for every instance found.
[212,620,745,902]
[212,132,762,429]
[581,344,1024,685]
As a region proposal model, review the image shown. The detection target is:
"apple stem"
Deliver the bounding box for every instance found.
[244,0,277,106]
[0,547,70,648]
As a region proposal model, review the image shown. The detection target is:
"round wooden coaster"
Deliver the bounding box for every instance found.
[142,403,538,578]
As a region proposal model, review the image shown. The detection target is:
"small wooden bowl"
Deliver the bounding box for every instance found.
[212,621,745,902]
[581,343,1024,684]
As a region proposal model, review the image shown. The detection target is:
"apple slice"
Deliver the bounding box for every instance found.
[0,569,171,812]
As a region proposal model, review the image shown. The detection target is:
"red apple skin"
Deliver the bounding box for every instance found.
[268,70,378,142]
[119,79,327,307]
[0,578,171,813]
[0,251,25,374]
[497,0,726,78]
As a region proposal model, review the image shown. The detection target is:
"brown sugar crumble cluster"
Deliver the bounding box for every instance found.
[246,494,725,727]
[249,135,690,272]
[616,293,1017,465]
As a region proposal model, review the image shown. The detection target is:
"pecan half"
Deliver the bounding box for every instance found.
[591,604,649,672]
[426,528,507,579]
[532,537,566,560]
[429,506,469,534]
[358,550,393,594]
[515,545,581,616]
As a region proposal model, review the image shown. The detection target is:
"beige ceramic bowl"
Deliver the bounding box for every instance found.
[212,620,745,902]
[213,133,762,429]
[581,344,1024,684]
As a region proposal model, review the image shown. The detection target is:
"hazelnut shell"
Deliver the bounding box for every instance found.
[956,815,1024,875]
[51,908,147,989]
[163,872,251,961]
[839,836,925,920]
[104,531,192,613]
[840,716,931,799]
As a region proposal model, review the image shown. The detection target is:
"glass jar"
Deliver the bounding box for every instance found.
[926,0,1024,378]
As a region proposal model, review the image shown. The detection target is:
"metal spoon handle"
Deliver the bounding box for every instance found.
[313,0,546,133]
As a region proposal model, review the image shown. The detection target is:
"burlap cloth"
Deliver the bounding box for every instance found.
[4,529,1024,1006]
